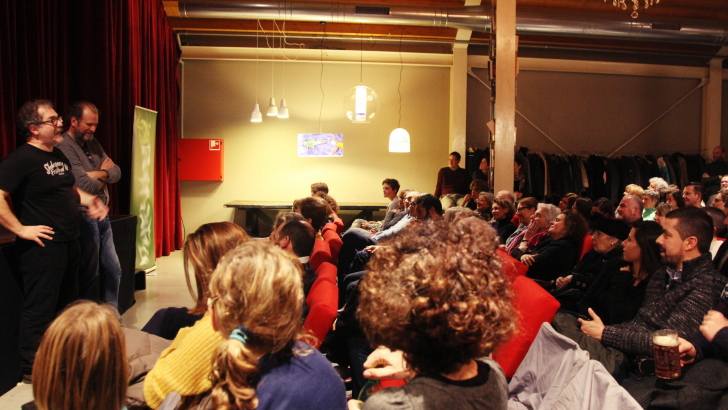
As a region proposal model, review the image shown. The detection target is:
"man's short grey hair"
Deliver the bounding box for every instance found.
[622,194,644,213]
[643,189,660,201]
[537,203,560,223]
[496,190,516,204]
[479,191,496,206]
[649,177,669,193]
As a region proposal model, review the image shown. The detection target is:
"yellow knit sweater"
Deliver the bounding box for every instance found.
[143,314,225,409]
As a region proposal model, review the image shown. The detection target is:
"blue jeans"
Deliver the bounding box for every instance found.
[78,212,122,309]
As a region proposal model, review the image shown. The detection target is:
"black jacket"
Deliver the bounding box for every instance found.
[525,236,578,282]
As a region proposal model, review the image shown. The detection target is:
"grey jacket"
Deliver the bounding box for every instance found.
[57,132,121,207]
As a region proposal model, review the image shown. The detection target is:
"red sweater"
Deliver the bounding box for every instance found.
[435,167,471,198]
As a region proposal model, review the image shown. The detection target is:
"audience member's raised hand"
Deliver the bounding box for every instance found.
[364,245,380,254]
[520,254,537,266]
[700,310,728,342]
[578,308,605,341]
[555,275,573,288]
[678,337,696,366]
[362,347,413,381]
[523,219,539,240]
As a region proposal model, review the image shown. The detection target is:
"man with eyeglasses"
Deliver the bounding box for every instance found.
[57,101,122,311]
[0,99,108,382]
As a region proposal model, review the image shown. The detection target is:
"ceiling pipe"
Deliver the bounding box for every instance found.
[178,1,728,46]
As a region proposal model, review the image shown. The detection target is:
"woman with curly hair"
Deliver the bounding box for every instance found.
[518,210,589,283]
[208,241,346,410]
[351,219,515,410]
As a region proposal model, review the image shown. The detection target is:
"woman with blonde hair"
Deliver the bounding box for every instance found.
[142,222,248,340]
[209,241,346,410]
[31,301,127,410]
[144,222,248,409]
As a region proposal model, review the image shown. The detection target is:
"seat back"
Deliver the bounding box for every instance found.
[309,240,332,270]
[496,248,528,283]
[302,280,338,349]
[315,261,337,285]
[333,216,344,234]
[579,235,594,261]
[492,276,561,378]
[322,222,337,234]
[323,230,343,261]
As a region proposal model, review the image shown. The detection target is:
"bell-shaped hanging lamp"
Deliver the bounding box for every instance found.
[277,99,289,118]
[251,103,263,122]
[389,128,410,152]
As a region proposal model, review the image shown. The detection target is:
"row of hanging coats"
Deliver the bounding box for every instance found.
[466,147,707,205]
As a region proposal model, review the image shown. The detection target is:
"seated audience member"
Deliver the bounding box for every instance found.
[462,179,488,211]
[517,210,588,282]
[351,179,400,231]
[336,192,419,288]
[568,207,725,371]
[559,193,579,212]
[665,186,685,208]
[648,177,669,194]
[505,197,537,248]
[443,206,475,225]
[573,197,593,221]
[550,215,630,309]
[624,184,644,198]
[292,198,303,214]
[654,202,676,226]
[311,181,329,195]
[435,151,471,210]
[616,195,643,226]
[273,220,317,311]
[490,198,517,244]
[269,211,305,243]
[578,221,663,326]
[313,191,340,216]
[29,301,127,410]
[496,190,516,205]
[380,189,414,231]
[704,207,727,260]
[710,187,728,211]
[414,194,444,221]
[472,157,490,185]
[209,242,346,410]
[351,219,514,410]
[641,189,659,221]
[475,191,495,221]
[592,197,615,218]
[142,222,249,340]
[299,196,330,234]
[507,203,560,256]
[683,182,704,208]
[700,146,728,197]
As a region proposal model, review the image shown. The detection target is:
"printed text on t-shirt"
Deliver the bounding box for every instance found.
[44,161,69,176]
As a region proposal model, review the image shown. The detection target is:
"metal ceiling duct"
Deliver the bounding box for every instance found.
[179,1,492,32]
[178,1,728,46]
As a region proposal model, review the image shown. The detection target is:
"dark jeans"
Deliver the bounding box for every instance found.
[337,230,377,307]
[78,213,122,309]
[17,238,80,375]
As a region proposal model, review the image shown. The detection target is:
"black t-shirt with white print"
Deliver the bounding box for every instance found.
[0,144,79,241]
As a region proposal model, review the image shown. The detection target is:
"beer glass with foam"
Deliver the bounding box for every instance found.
[653,329,680,379]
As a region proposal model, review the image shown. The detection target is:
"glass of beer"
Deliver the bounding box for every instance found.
[653,329,680,379]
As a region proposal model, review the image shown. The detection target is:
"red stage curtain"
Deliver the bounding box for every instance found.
[0,0,183,257]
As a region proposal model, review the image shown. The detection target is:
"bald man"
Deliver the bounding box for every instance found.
[616,195,643,226]
[702,146,728,197]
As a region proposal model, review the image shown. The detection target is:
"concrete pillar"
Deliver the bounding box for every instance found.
[449,45,468,161]
[493,0,517,194]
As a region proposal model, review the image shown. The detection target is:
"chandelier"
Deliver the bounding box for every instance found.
[608,0,659,19]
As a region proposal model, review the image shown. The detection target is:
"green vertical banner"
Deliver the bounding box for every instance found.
[131,106,157,272]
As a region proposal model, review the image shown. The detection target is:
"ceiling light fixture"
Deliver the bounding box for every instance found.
[278,27,289,118]
[389,28,410,153]
[608,0,659,19]
[251,20,262,122]
[267,21,278,116]
[344,24,378,123]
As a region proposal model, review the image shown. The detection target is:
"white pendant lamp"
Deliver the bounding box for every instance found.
[344,25,379,124]
[389,128,410,152]
[389,31,409,152]
[251,103,263,122]
[278,99,289,118]
[267,29,278,117]
[267,97,278,116]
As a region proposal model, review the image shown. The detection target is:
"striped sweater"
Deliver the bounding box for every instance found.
[143,314,225,409]
[601,253,726,357]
